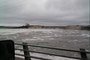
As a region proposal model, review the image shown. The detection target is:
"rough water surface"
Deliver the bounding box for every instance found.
[0,29,90,60]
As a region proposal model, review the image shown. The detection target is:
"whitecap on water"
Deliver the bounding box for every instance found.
[15,50,78,60]
[81,34,90,37]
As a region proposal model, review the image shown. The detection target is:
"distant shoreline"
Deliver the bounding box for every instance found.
[0,25,90,30]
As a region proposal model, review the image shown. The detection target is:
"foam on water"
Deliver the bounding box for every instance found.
[0,29,30,35]
[81,34,90,37]
[15,50,78,60]
[0,29,89,59]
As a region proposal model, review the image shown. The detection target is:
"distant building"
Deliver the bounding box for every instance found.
[30,25,43,28]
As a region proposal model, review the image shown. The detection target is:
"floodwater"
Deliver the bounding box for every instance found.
[0,29,90,60]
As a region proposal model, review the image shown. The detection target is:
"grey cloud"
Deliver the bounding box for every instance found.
[0,0,89,26]
[47,0,88,10]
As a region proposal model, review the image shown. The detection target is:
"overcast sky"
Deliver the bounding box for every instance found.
[0,0,89,26]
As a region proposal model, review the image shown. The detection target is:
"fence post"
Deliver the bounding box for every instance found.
[80,48,87,60]
[23,42,31,60]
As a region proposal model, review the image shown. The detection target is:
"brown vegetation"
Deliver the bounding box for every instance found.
[0,24,90,30]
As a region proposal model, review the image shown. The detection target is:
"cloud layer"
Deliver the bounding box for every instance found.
[0,0,89,26]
